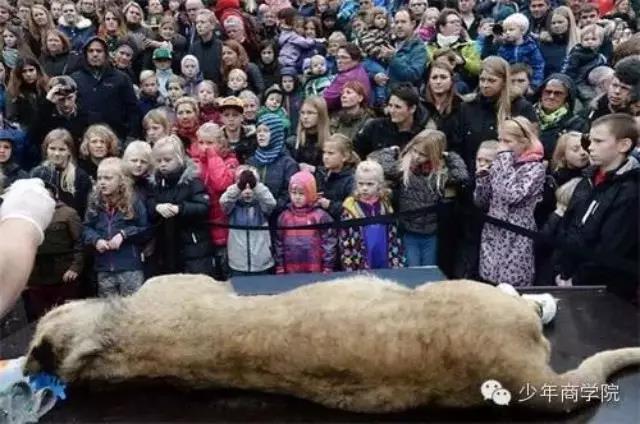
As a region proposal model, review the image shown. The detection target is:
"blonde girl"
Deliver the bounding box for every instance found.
[143,109,171,145]
[551,131,589,176]
[27,4,55,56]
[397,129,469,266]
[79,124,120,179]
[474,116,545,286]
[196,80,221,123]
[290,95,330,173]
[316,133,359,219]
[83,157,148,297]
[339,160,404,271]
[30,128,92,215]
[2,24,36,69]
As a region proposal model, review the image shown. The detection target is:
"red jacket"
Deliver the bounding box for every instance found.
[199,147,239,246]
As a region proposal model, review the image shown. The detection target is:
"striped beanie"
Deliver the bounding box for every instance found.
[254,113,285,166]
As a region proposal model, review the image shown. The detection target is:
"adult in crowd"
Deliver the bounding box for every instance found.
[455,56,537,174]
[57,0,95,53]
[526,0,551,39]
[408,0,428,22]
[189,9,223,85]
[329,80,373,141]
[576,55,640,131]
[382,8,427,87]
[323,43,371,112]
[39,29,81,76]
[427,8,481,87]
[353,83,430,158]
[422,61,464,145]
[458,0,480,39]
[30,76,89,148]
[539,6,579,78]
[287,95,330,172]
[27,4,56,57]
[97,8,132,57]
[182,0,205,48]
[221,40,265,95]
[122,1,154,52]
[534,73,584,158]
[71,37,140,140]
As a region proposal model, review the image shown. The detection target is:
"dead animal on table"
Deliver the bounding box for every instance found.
[24,274,640,413]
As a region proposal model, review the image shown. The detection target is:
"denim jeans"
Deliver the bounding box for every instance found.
[403,232,438,267]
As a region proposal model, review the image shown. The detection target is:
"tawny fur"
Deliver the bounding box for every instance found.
[24,274,640,413]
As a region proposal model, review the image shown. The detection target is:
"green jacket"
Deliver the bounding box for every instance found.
[426,39,482,77]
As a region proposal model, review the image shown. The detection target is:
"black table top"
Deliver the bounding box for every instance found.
[1,270,638,423]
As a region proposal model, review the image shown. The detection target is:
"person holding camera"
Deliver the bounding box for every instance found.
[29,76,89,149]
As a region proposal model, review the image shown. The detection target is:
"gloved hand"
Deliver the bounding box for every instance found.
[0,179,55,244]
[237,169,257,190]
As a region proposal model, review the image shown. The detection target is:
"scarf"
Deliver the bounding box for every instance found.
[535,104,569,131]
[437,33,459,48]
[254,113,285,166]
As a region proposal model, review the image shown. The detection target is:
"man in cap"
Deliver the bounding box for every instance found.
[71,37,140,139]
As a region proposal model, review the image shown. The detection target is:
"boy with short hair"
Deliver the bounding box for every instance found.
[510,63,533,99]
[497,13,545,88]
[0,129,28,190]
[557,113,639,302]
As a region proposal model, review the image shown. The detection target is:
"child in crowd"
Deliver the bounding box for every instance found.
[258,85,292,132]
[226,68,249,96]
[561,24,608,102]
[173,96,201,155]
[165,75,186,113]
[325,31,346,74]
[315,133,357,220]
[78,124,120,180]
[340,160,404,271]
[196,122,239,280]
[220,165,277,276]
[150,135,215,275]
[83,158,149,297]
[24,182,83,321]
[510,63,534,100]
[123,141,156,277]
[303,55,333,98]
[181,54,203,96]
[474,117,545,286]
[247,112,299,212]
[196,80,221,124]
[143,109,172,145]
[475,140,499,177]
[497,13,545,88]
[0,129,27,190]
[277,7,319,72]
[152,47,175,98]
[2,25,34,69]
[239,90,260,125]
[551,132,590,187]
[275,170,336,274]
[357,7,393,61]
[396,129,469,267]
[258,39,282,89]
[219,96,257,164]
[416,8,439,42]
[280,68,303,130]
[138,70,165,117]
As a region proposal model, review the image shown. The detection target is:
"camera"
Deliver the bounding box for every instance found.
[492,23,503,36]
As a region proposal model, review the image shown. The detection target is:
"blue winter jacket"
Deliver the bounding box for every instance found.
[388,36,428,87]
[498,36,546,88]
[83,199,149,272]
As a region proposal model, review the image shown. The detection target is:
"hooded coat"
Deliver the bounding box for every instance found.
[58,15,96,53]
[557,157,639,301]
[71,37,140,139]
[322,63,372,112]
[474,149,546,286]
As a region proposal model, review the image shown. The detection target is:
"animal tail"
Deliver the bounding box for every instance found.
[525,347,640,413]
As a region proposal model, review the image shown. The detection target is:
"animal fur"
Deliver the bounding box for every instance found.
[24,274,640,413]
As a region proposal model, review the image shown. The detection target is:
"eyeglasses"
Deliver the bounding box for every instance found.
[542,89,566,97]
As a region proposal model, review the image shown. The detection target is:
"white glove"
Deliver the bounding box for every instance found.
[0,179,55,244]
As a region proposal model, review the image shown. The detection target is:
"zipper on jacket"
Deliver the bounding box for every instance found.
[581,200,600,225]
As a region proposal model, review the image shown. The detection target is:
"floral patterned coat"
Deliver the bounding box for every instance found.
[339,196,405,271]
[474,151,545,286]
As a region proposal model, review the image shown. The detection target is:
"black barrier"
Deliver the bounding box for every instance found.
[34,202,638,279]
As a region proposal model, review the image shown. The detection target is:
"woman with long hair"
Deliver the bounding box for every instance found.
[329,80,373,141]
[26,4,55,57]
[539,6,579,77]
[39,29,81,76]
[30,128,92,216]
[2,24,36,70]
[98,8,130,56]
[221,40,265,95]
[5,56,49,138]
[422,60,464,144]
[287,96,330,173]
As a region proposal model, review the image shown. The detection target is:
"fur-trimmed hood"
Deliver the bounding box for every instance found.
[58,15,93,30]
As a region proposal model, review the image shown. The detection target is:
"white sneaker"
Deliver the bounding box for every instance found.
[522,293,558,325]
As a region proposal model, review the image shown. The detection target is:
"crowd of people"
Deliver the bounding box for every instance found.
[0,0,638,321]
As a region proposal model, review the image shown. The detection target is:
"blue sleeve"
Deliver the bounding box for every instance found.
[530,46,546,88]
[388,41,427,84]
